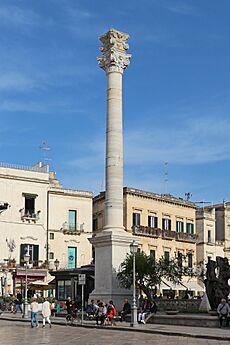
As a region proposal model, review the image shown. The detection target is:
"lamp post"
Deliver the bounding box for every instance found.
[130,239,139,327]
[54,259,60,271]
[23,251,30,319]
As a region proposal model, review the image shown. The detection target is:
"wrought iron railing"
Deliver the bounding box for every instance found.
[132,225,196,242]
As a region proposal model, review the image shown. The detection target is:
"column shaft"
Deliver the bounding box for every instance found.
[104,71,123,230]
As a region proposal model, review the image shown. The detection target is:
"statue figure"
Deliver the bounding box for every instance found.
[204,256,230,309]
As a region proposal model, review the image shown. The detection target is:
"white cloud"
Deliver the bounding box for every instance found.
[0,5,40,26]
[0,72,36,91]
[124,115,230,165]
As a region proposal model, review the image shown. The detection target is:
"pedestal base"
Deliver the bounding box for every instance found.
[89,229,134,310]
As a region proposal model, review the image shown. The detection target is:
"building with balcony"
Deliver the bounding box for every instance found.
[0,162,93,294]
[196,206,224,266]
[93,187,201,296]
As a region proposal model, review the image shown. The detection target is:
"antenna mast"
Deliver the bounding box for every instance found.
[39,141,51,166]
[164,161,168,194]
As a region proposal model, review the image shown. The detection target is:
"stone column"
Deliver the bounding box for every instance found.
[98,28,131,232]
[89,29,133,308]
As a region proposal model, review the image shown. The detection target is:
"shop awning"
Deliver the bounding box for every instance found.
[28,278,55,291]
[182,281,204,292]
[161,280,187,291]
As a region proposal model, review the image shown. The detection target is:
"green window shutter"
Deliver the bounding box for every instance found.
[20,244,25,266]
[186,223,189,233]
[191,224,194,234]
[154,217,158,228]
[33,245,39,267]
[176,221,179,232]
[148,216,151,227]
[181,222,184,233]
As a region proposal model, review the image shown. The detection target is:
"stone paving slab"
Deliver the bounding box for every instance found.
[0,312,230,342]
[0,319,229,345]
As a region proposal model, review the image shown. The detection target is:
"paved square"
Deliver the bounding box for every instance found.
[0,320,228,345]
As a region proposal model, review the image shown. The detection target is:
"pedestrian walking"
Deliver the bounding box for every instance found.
[30,298,39,328]
[15,291,23,314]
[42,298,52,328]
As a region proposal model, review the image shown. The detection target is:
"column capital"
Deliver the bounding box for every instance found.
[97,28,132,74]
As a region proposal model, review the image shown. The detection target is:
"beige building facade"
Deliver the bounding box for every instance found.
[0,162,93,294]
[196,207,224,266]
[93,187,201,295]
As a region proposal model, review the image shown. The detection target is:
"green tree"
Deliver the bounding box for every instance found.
[117,251,194,302]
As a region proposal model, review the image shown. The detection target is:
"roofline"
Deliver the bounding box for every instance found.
[94,187,197,209]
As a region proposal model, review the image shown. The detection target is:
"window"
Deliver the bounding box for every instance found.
[93,218,98,231]
[164,251,170,263]
[176,221,184,233]
[186,223,194,234]
[68,210,77,231]
[178,252,183,267]
[208,230,211,243]
[24,195,35,216]
[20,244,39,267]
[49,252,54,260]
[150,250,156,262]
[57,280,65,300]
[57,280,73,300]
[68,247,77,269]
[133,213,140,227]
[188,253,193,269]
[50,233,54,240]
[162,218,171,230]
[148,215,158,228]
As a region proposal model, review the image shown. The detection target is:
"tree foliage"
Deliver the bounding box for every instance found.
[117,251,194,301]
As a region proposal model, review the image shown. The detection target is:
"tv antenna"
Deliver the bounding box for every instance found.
[164,162,168,194]
[39,141,51,165]
[185,192,192,201]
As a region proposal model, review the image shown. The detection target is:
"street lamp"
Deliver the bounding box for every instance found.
[23,251,30,319]
[130,239,139,327]
[54,259,60,271]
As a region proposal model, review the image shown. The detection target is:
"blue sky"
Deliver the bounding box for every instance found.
[0,0,230,203]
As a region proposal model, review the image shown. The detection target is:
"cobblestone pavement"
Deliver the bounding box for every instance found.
[0,320,228,345]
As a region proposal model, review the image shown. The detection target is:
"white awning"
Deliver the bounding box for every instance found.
[182,281,204,292]
[161,280,187,291]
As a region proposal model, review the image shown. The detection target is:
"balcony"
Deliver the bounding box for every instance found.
[132,225,161,238]
[20,208,40,223]
[61,221,85,235]
[132,225,196,243]
[176,232,196,242]
[162,229,177,240]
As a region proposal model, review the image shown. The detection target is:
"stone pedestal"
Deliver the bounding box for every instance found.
[89,29,133,309]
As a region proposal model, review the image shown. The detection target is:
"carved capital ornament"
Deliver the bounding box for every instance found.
[97,28,132,74]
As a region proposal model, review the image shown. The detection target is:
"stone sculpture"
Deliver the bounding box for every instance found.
[204,256,230,309]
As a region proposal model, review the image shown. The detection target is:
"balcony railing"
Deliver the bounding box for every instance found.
[20,209,40,222]
[132,225,161,237]
[61,221,85,235]
[132,225,196,242]
[176,232,196,242]
[162,229,177,240]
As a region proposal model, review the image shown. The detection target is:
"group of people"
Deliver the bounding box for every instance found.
[30,298,52,328]
[77,299,118,325]
[138,298,157,324]
[66,298,132,325]
[66,297,157,325]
